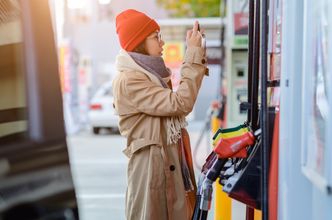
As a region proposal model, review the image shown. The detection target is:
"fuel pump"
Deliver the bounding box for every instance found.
[228,52,249,126]
[192,124,259,220]
[201,0,274,219]
[225,0,250,127]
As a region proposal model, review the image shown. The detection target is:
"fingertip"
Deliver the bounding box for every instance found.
[193,21,198,31]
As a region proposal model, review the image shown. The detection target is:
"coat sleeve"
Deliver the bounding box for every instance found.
[124,47,208,117]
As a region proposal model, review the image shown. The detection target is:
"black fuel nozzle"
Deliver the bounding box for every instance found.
[206,158,228,182]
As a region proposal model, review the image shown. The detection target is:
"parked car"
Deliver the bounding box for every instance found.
[0,0,78,219]
[88,81,119,134]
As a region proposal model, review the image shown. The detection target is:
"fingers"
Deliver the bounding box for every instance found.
[193,21,199,34]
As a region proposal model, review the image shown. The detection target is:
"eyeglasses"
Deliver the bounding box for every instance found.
[147,32,162,43]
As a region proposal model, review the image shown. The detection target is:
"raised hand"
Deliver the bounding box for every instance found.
[186,21,203,48]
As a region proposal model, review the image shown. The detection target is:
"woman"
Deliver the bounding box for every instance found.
[113,9,208,220]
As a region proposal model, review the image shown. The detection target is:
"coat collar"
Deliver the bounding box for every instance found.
[115,49,162,86]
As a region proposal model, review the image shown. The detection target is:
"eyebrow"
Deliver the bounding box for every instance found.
[148,33,158,37]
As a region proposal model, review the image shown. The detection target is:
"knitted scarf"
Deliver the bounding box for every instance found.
[129,52,188,145]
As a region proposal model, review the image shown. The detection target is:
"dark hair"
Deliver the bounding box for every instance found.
[132,40,149,55]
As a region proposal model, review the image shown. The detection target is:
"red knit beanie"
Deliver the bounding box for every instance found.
[116,9,160,52]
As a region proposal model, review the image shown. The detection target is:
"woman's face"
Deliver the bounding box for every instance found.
[145,31,164,57]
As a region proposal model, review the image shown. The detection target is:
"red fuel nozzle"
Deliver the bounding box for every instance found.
[214,131,255,158]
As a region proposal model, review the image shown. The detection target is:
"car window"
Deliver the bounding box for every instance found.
[0,0,28,141]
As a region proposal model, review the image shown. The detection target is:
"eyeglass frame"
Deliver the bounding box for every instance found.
[146,31,162,43]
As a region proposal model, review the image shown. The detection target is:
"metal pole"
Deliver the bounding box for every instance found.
[246,1,257,219]
[251,0,260,131]
[260,0,269,219]
[247,0,254,123]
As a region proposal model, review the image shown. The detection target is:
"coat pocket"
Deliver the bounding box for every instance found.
[148,146,166,189]
[123,139,160,158]
[126,139,165,189]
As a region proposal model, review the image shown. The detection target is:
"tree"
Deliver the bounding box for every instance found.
[156,0,221,18]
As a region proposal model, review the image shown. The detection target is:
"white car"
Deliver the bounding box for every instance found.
[88,81,119,134]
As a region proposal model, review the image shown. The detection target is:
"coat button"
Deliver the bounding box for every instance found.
[201,59,206,64]
[169,165,176,171]
[204,68,209,76]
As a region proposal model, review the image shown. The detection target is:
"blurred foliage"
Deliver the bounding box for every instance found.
[156,0,221,18]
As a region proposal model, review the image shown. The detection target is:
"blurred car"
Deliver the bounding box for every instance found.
[88,81,119,134]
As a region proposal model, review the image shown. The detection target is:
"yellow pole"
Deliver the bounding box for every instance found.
[214,183,232,220]
[254,210,262,220]
[211,115,232,220]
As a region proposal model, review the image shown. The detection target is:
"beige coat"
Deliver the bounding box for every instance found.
[112,47,207,220]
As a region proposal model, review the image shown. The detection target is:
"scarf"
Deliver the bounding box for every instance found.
[128,52,188,145]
